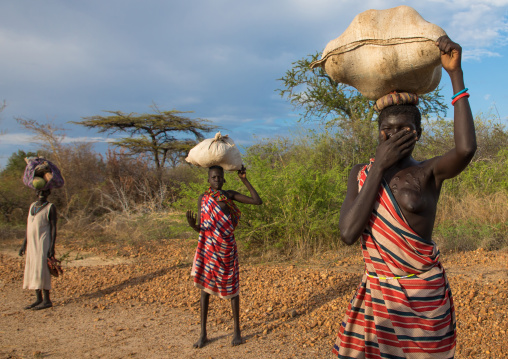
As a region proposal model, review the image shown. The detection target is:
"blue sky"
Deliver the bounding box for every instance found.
[1,0,507,168]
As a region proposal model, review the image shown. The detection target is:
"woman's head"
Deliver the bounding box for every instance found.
[208,166,225,190]
[36,189,51,199]
[378,104,421,135]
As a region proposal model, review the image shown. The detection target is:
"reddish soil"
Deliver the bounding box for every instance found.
[1,238,507,358]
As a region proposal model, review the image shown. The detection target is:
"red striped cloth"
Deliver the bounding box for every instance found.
[191,193,241,299]
[333,159,456,359]
[204,187,241,227]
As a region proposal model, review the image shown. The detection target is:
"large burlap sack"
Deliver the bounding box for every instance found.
[310,5,446,100]
[23,157,65,190]
[185,132,243,171]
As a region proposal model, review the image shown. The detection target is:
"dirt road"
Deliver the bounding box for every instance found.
[1,238,507,358]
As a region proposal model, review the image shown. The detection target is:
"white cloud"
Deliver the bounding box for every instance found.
[0,133,112,146]
[419,0,508,53]
[463,48,503,60]
[428,0,508,5]
[61,136,114,144]
[0,30,93,84]
[0,133,33,145]
[450,4,508,48]
[0,0,507,153]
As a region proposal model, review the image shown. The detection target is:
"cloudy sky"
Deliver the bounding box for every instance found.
[1,0,507,168]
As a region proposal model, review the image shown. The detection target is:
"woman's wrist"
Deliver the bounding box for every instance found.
[370,160,388,174]
[448,68,464,86]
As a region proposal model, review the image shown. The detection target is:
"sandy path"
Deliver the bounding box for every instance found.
[1,239,507,358]
[0,285,303,359]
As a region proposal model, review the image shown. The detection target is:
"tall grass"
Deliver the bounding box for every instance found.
[434,148,508,251]
[435,192,508,251]
[176,125,508,256]
[3,116,508,257]
[175,134,351,257]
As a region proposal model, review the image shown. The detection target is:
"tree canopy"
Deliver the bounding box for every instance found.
[73,109,217,170]
[3,150,38,175]
[277,52,450,164]
[277,52,448,126]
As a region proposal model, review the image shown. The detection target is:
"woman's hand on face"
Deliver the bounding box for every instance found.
[436,35,462,74]
[375,128,418,170]
[237,165,247,180]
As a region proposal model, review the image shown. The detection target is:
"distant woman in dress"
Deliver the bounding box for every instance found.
[19,189,57,310]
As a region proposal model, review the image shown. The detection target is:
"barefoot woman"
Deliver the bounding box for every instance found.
[187,165,262,347]
[333,36,476,358]
[19,189,57,310]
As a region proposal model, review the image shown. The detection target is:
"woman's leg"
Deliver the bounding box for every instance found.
[194,290,210,348]
[33,289,52,310]
[24,289,42,309]
[231,295,242,346]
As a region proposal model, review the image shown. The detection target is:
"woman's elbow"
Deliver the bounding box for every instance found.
[339,229,359,246]
[340,237,358,246]
[458,143,477,162]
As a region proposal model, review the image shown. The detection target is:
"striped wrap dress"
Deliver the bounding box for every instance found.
[191,193,241,299]
[333,160,456,359]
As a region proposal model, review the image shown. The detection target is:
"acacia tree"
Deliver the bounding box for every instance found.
[278,52,448,124]
[73,108,217,170]
[277,52,448,163]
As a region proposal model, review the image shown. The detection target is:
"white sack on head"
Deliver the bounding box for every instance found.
[185,132,243,171]
[310,5,446,100]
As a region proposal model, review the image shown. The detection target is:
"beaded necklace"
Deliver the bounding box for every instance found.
[31,201,49,216]
[205,187,241,225]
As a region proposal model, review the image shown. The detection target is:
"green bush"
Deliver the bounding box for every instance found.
[176,121,508,256]
[442,147,508,196]
[175,133,350,256]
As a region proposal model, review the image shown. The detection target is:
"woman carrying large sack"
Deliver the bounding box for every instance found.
[186,165,262,348]
[334,35,475,358]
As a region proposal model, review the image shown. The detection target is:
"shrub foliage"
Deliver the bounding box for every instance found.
[2,112,507,255]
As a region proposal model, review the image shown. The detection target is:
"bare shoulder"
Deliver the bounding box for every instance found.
[353,163,367,170]
[413,156,442,174]
[48,202,57,213]
[398,157,442,187]
[350,163,368,178]
[345,163,368,192]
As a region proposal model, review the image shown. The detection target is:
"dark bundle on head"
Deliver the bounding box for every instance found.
[378,104,422,133]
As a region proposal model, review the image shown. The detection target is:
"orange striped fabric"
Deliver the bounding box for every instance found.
[332,159,456,358]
